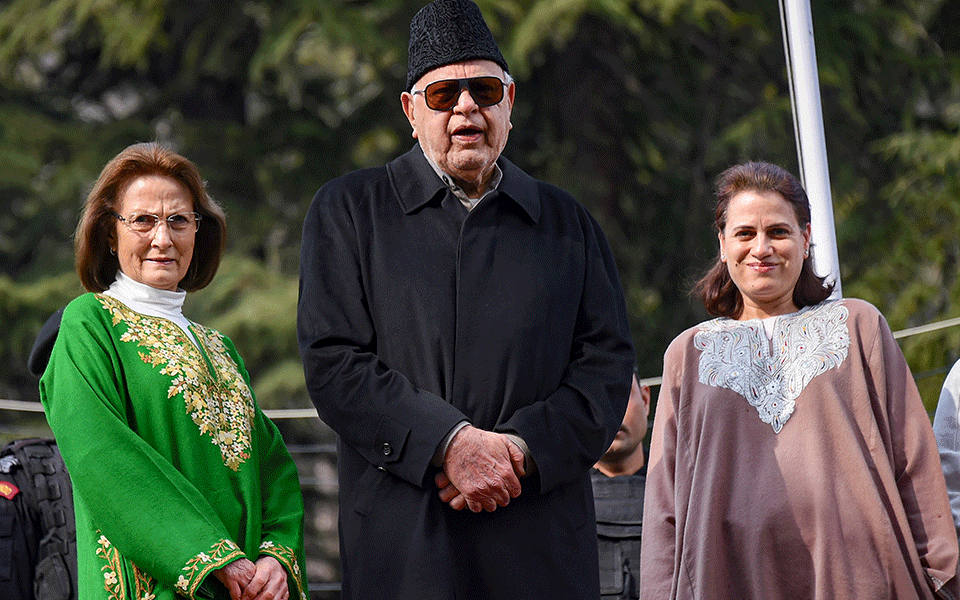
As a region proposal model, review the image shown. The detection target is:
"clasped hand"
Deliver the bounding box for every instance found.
[214,555,289,600]
[436,425,526,512]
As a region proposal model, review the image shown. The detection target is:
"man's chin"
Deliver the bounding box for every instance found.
[604,442,625,456]
[448,158,495,182]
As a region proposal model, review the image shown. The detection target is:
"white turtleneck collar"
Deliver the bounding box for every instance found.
[102,271,197,346]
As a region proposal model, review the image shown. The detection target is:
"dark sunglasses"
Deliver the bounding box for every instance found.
[411,76,508,111]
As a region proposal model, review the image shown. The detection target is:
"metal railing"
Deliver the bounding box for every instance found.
[4,315,960,416]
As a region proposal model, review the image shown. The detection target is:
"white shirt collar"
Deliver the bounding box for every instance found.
[102,271,197,345]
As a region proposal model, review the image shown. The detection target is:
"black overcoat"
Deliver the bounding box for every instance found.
[297,145,634,599]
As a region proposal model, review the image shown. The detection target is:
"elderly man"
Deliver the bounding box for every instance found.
[592,374,651,599]
[297,0,634,598]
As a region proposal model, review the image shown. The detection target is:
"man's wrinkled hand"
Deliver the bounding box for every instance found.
[437,426,526,512]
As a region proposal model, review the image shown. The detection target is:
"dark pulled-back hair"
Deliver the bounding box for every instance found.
[75,142,227,292]
[692,161,834,318]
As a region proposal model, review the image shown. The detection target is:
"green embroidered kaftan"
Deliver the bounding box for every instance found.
[40,293,307,600]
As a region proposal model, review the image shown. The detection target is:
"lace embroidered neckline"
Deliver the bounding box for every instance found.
[694,300,851,432]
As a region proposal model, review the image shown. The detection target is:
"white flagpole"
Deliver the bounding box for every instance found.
[779,0,842,297]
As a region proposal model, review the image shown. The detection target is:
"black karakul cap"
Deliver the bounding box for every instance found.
[406,0,509,91]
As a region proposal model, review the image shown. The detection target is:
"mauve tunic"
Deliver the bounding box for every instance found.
[641,298,958,600]
[297,145,634,600]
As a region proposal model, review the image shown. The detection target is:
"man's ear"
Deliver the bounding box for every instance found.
[400,92,419,139]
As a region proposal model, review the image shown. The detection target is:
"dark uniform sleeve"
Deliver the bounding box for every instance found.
[297,182,467,488]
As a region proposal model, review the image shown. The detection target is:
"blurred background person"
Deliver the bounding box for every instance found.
[592,372,650,599]
[40,142,307,600]
[641,161,958,600]
[933,360,960,541]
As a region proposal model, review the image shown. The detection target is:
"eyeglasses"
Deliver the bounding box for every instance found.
[113,211,201,234]
[411,76,509,111]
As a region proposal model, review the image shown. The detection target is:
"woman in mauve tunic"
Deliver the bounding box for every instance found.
[640,161,958,600]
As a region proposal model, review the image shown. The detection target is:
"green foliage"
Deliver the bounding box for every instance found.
[1,0,959,412]
[0,0,164,79]
[0,272,82,400]
[823,0,960,404]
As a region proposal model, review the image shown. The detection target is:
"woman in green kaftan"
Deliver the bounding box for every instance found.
[39,143,307,600]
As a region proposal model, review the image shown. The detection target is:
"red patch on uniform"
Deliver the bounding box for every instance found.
[0,481,19,500]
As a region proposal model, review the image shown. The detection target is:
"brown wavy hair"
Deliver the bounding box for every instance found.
[692,161,834,318]
[75,142,227,292]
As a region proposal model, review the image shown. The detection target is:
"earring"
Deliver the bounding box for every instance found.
[720,254,726,262]
[804,248,809,258]
[109,247,116,255]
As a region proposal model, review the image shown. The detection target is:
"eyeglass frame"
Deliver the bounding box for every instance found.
[410,75,513,111]
[112,211,202,234]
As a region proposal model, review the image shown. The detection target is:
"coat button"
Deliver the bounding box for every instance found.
[382,443,392,456]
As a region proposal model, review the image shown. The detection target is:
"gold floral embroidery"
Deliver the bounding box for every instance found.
[259,540,309,600]
[97,295,255,471]
[96,533,126,600]
[177,539,245,599]
[95,532,156,600]
[133,564,156,600]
